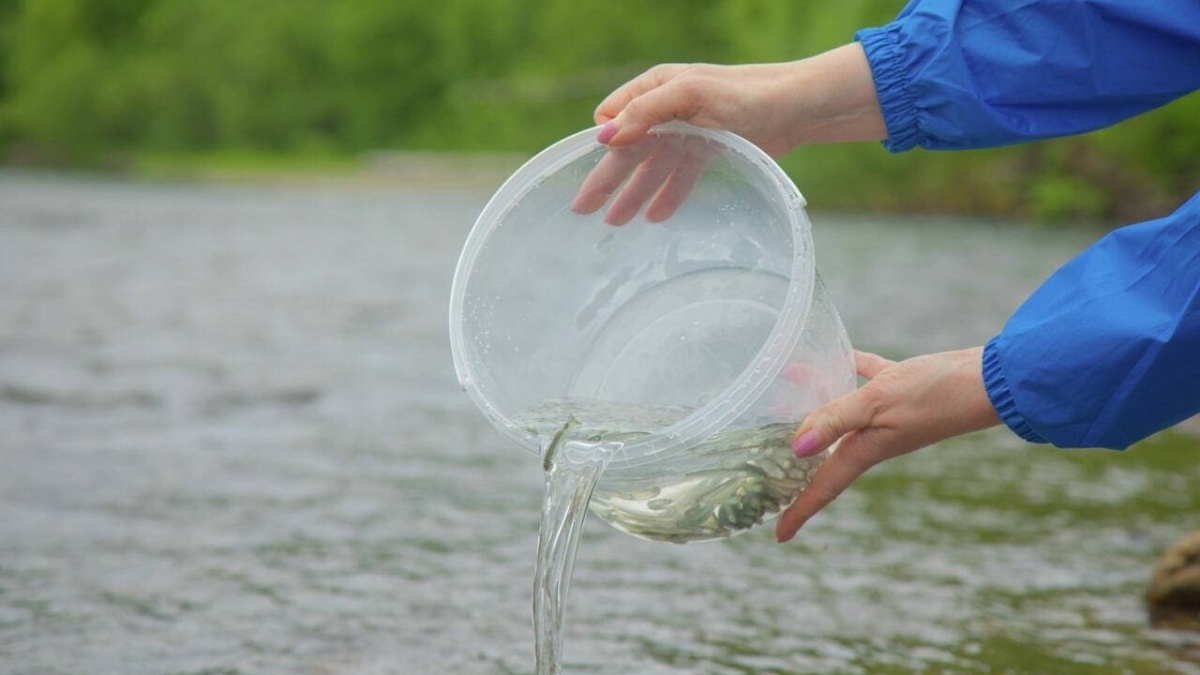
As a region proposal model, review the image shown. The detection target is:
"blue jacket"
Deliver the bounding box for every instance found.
[855,0,1200,450]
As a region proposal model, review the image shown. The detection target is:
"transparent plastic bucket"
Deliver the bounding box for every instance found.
[449,122,855,541]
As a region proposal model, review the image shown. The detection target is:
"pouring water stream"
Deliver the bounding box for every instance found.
[533,418,619,675]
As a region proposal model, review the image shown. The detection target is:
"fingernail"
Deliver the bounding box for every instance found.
[777,530,795,544]
[597,121,618,144]
[571,194,596,214]
[792,429,823,458]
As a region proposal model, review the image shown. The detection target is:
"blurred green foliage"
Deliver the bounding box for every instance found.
[0,0,1196,224]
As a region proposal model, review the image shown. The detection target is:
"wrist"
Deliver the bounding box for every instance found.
[953,345,1003,434]
[781,43,887,149]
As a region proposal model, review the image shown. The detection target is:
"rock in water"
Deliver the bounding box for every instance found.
[1147,531,1200,630]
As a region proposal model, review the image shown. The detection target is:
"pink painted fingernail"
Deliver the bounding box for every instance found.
[597,121,618,144]
[792,430,823,458]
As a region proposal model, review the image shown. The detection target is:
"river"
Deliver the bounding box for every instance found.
[1,169,1197,675]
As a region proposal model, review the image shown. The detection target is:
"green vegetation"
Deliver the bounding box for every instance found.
[0,0,1196,224]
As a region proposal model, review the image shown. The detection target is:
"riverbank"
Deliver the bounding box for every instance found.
[130,150,528,192]
[6,125,1195,228]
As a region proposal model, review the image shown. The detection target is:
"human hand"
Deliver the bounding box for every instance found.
[775,347,1001,543]
[572,45,885,225]
[570,131,718,225]
[571,62,808,225]
[591,61,819,157]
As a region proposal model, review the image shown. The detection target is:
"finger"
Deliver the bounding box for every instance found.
[775,430,879,542]
[791,387,877,458]
[603,137,684,225]
[644,140,713,222]
[782,362,817,384]
[571,137,658,215]
[854,350,895,380]
[604,74,707,147]
[594,65,686,125]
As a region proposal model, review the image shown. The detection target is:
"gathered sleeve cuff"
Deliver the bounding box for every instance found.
[981,338,1047,445]
[855,25,920,153]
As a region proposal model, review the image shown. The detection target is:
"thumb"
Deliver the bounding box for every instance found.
[791,388,877,459]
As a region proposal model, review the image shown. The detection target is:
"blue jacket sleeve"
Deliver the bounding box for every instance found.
[855,0,1200,151]
[981,191,1200,449]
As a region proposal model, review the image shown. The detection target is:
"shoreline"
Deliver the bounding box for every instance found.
[136,151,529,193]
[2,149,1162,230]
[4,150,531,194]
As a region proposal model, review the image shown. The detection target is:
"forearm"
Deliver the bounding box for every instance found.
[777,43,887,149]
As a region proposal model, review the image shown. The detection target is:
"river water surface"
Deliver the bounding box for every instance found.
[2,170,1199,675]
